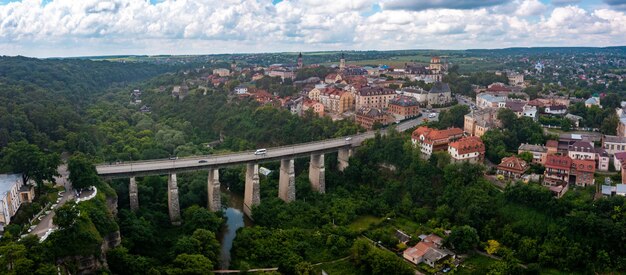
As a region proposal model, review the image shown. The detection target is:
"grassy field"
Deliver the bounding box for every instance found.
[348,215,381,232]
[314,258,359,275]
[457,254,500,274]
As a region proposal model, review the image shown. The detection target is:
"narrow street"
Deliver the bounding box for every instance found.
[31,165,74,238]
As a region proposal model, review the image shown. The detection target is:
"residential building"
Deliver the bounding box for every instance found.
[325,73,342,84]
[585,96,601,108]
[486,82,512,94]
[568,141,595,160]
[355,86,396,110]
[521,105,538,120]
[318,87,355,114]
[302,99,324,117]
[508,73,525,86]
[602,135,626,156]
[388,95,420,120]
[464,108,500,137]
[403,234,454,268]
[544,105,568,115]
[614,152,626,171]
[476,93,507,109]
[616,106,626,137]
[397,87,428,105]
[543,155,572,187]
[171,85,189,100]
[0,174,34,231]
[412,126,464,158]
[213,68,230,77]
[518,143,547,164]
[308,87,323,101]
[447,136,485,164]
[268,69,295,81]
[355,108,393,130]
[571,159,596,186]
[234,85,248,95]
[497,156,529,179]
[565,114,583,127]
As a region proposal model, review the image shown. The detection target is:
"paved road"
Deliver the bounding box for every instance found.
[96,116,430,179]
[32,165,73,238]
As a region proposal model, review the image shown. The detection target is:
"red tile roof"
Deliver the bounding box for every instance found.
[449,136,485,155]
[545,155,572,169]
[572,159,595,173]
[497,156,529,173]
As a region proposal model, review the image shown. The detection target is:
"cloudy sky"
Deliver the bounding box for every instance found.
[1,0,625,57]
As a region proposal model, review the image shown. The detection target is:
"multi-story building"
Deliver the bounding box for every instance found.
[412,126,464,158]
[213,68,230,77]
[464,108,500,137]
[571,159,596,187]
[302,99,324,117]
[325,73,342,84]
[427,82,453,107]
[447,136,485,164]
[318,87,355,114]
[1,174,34,231]
[518,143,548,164]
[496,156,529,179]
[355,108,393,130]
[602,135,626,156]
[568,141,595,160]
[268,69,296,81]
[476,93,507,109]
[388,95,420,120]
[544,155,572,187]
[508,73,525,87]
[355,86,396,110]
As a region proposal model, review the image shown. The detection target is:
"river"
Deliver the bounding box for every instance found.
[219,184,253,269]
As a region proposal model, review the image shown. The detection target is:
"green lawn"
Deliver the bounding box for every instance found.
[457,254,500,274]
[314,259,359,275]
[348,215,381,233]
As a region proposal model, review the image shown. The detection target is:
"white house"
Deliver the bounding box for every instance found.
[0,174,34,231]
[544,105,567,115]
[234,85,248,95]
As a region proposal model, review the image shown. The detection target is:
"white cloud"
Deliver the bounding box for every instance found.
[0,0,625,57]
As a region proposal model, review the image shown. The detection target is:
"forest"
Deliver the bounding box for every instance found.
[2,55,626,274]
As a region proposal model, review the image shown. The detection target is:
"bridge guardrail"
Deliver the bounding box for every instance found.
[95,118,417,169]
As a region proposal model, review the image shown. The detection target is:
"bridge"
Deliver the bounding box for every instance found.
[96,118,424,224]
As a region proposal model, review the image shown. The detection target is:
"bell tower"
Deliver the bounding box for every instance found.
[339,53,346,71]
[297,52,303,69]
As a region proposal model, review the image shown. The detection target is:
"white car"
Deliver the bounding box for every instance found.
[345,137,352,141]
[254,149,267,155]
[428,113,436,118]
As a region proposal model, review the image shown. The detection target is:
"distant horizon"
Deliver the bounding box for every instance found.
[7,45,625,60]
[2,0,626,58]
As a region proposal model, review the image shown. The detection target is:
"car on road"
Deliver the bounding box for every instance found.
[254,149,267,155]
[169,156,178,160]
[428,113,437,118]
[198,160,208,163]
[345,137,352,141]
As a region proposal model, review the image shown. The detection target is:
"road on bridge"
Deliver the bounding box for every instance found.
[96,114,433,178]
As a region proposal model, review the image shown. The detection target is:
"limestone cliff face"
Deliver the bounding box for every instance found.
[64,192,121,275]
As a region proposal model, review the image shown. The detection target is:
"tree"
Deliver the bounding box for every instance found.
[68,153,100,190]
[168,254,213,275]
[447,225,479,253]
[295,261,314,275]
[437,105,470,129]
[1,141,60,196]
[53,201,79,229]
[485,239,501,255]
[518,152,533,163]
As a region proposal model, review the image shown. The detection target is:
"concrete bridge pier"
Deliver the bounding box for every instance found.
[279,159,296,202]
[207,168,221,212]
[243,163,260,218]
[168,173,181,225]
[309,154,325,193]
[338,148,353,172]
[129,177,138,211]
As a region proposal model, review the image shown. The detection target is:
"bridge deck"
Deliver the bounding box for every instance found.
[96,117,421,179]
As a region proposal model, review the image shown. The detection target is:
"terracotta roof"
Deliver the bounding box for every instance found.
[546,140,559,148]
[497,156,529,173]
[404,242,435,260]
[572,159,595,173]
[449,136,485,155]
[425,128,464,143]
[412,126,432,140]
[545,155,572,169]
[487,83,512,93]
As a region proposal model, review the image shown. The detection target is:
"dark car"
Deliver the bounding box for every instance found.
[198,160,208,163]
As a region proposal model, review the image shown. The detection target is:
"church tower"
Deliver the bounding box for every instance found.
[231,59,237,71]
[297,52,303,69]
[339,53,346,71]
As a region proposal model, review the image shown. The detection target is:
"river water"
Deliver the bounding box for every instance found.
[219,185,253,269]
